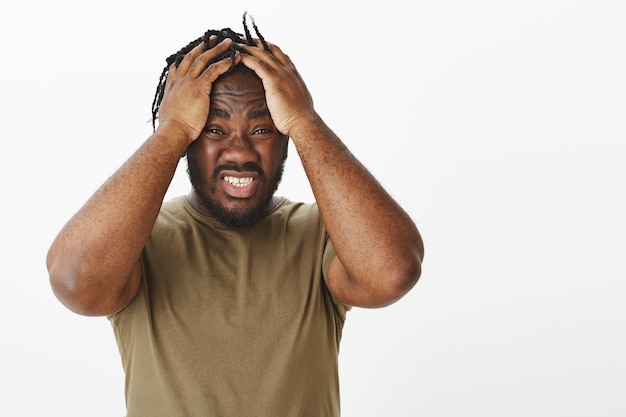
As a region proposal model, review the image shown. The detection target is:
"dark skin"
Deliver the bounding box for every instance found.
[47,37,424,316]
[186,70,288,226]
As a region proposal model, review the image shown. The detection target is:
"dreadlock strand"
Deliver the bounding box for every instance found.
[202,29,221,51]
[242,12,254,45]
[250,14,269,50]
[151,67,169,131]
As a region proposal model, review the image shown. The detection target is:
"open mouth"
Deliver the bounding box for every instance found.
[221,174,258,198]
[223,176,254,187]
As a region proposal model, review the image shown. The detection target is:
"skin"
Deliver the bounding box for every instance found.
[46,36,424,316]
[185,69,288,229]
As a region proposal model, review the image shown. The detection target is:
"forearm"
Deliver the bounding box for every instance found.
[47,123,189,315]
[290,114,423,304]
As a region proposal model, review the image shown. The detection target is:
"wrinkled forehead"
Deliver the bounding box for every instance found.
[212,69,265,97]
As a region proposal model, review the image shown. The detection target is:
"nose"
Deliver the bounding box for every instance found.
[221,133,257,165]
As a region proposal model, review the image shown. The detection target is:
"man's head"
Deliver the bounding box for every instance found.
[153,13,288,230]
[151,12,269,130]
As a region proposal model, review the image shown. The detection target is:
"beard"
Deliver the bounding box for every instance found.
[187,155,285,230]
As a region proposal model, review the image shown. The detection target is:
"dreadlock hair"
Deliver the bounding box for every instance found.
[150,12,270,131]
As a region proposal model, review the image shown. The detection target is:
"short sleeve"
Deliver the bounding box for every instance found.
[322,236,352,317]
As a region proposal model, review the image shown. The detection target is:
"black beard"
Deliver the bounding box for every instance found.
[187,157,285,230]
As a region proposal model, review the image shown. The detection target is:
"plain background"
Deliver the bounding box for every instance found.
[1,0,624,416]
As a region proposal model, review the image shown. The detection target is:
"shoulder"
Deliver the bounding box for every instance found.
[270,198,322,226]
[159,196,188,217]
[245,198,328,253]
[154,196,202,230]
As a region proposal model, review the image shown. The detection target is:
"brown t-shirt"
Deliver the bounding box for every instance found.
[109,196,349,416]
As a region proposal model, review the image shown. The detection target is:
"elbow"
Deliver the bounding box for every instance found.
[372,239,424,308]
[47,254,124,317]
[48,261,96,316]
[349,237,424,308]
[379,255,422,307]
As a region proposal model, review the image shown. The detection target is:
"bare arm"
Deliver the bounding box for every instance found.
[47,39,241,316]
[291,116,423,307]
[47,126,186,316]
[240,43,424,308]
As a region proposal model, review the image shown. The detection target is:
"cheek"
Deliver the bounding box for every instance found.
[259,142,286,171]
[189,141,220,165]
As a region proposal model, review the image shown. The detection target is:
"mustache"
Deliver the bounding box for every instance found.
[212,162,264,180]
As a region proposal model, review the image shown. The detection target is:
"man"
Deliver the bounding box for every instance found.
[47,15,424,416]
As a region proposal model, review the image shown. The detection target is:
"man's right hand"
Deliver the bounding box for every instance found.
[156,37,241,145]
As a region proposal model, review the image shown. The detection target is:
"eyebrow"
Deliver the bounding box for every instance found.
[209,108,230,120]
[248,109,271,120]
[208,108,271,121]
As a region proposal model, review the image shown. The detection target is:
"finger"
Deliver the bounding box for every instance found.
[244,37,264,48]
[241,40,295,71]
[236,42,281,73]
[264,43,293,68]
[206,34,219,48]
[189,39,232,77]
[239,52,276,80]
[165,62,178,85]
[187,38,234,78]
[175,42,206,76]
[199,50,242,82]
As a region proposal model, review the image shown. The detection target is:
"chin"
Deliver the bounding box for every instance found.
[197,192,273,230]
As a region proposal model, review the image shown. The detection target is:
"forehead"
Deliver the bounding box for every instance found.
[209,72,269,121]
[211,72,265,99]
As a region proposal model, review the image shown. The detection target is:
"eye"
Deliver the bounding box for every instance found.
[251,127,275,140]
[204,128,224,135]
[202,127,227,140]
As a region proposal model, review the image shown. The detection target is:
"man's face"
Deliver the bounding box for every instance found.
[186,71,288,229]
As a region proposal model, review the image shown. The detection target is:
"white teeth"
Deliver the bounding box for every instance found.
[224,176,254,187]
